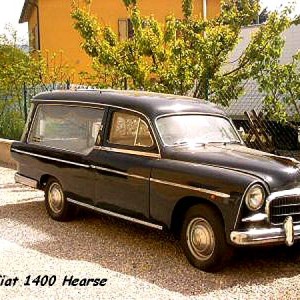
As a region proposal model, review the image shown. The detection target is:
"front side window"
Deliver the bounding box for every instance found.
[108,111,153,148]
[156,114,241,146]
[28,105,104,154]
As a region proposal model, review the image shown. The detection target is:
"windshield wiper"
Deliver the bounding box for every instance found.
[206,141,242,146]
[172,141,206,146]
[173,141,188,146]
[224,141,242,145]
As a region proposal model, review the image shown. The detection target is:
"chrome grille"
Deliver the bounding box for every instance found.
[269,196,300,225]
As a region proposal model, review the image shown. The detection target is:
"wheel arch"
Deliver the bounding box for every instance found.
[170,196,225,238]
[39,174,56,190]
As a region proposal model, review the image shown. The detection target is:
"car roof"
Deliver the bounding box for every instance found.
[33,89,225,119]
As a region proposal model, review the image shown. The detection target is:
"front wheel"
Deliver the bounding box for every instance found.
[45,178,74,221]
[180,204,233,272]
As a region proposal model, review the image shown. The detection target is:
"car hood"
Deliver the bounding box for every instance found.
[164,144,300,192]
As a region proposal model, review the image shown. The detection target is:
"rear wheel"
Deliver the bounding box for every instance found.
[45,178,74,221]
[180,204,233,272]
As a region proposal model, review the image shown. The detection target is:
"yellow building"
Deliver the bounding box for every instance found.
[19,0,220,77]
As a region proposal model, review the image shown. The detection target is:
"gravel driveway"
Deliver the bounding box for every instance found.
[1,165,300,299]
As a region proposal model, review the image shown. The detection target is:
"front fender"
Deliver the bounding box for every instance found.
[149,159,264,241]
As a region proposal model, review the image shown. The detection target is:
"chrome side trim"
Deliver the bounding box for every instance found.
[12,149,150,180]
[230,224,300,246]
[11,149,90,168]
[94,146,160,158]
[241,213,268,223]
[15,173,38,189]
[150,178,230,198]
[17,143,94,157]
[90,165,148,180]
[67,198,163,230]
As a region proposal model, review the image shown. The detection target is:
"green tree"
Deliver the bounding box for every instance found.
[0,31,33,138]
[71,0,300,124]
[256,46,300,123]
[236,0,269,24]
[0,28,75,139]
[238,7,300,123]
[71,0,296,108]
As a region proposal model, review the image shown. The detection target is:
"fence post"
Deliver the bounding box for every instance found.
[23,82,28,121]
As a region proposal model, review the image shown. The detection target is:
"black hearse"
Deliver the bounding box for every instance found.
[11,90,300,272]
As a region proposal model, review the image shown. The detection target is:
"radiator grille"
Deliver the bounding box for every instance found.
[269,196,300,225]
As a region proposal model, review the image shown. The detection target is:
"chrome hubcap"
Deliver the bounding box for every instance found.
[48,183,64,213]
[187,218,215,260]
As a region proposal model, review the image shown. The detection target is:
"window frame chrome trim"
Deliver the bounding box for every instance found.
[94,146,160,158]
[108,111,155,149]
[154,112,244,147]
[67,198,163,230]
[150,178,230,198]
[31,99,162,157]
[26,103,106,155]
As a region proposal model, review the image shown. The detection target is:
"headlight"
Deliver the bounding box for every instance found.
[245,184,265,211]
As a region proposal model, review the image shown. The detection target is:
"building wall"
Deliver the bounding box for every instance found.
[28,5,38,50]
[30,0,220,80]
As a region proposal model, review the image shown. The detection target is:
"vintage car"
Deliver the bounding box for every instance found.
[11,90,300,272]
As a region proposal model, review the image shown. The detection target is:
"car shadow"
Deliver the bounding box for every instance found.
[1,200,300,296]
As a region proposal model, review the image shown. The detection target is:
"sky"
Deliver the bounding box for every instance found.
[261,0,300,14]
[0,0,300,44]
[0,0,28,43]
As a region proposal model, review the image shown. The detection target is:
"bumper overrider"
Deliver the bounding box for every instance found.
[231,187,300,246]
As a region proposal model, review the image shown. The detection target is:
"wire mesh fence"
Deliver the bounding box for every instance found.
[232,113,300,161]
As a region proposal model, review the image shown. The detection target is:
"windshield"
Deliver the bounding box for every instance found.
[156,115,241,146]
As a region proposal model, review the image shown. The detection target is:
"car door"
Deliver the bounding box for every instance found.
[88,108,160,220]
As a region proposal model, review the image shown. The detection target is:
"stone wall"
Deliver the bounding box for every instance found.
[0,139,18,169]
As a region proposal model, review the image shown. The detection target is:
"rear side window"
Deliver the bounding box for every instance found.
[28,104,104,154]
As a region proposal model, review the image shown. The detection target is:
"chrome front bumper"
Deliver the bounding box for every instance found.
[231,187,300,246]
[231,217,299,246]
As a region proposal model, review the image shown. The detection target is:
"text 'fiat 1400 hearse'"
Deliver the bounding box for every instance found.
[11,90,300,272]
